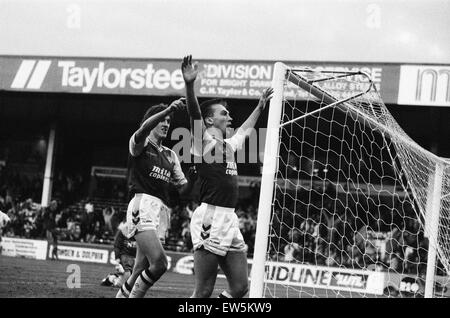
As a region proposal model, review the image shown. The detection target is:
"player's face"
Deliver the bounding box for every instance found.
[152,115,171,140]
[210,104,232,135]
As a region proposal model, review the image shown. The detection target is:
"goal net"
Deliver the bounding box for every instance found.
[249,62,450,298]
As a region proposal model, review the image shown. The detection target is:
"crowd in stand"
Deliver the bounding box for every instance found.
[0,181,258,257]
[269,196,431,276]
[0,196,120,244]
[167,199,258,254]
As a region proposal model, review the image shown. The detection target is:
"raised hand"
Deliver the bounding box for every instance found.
[181,55,199,84]
[257,87,274,110]
[169,97,186,112]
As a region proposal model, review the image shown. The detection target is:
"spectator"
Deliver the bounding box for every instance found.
[181,218,192,251]
[86,221,104,243]
[315,244,327,265]
[78,204,89,242]
[325,248,338,267]
[84,199,94,214]
[70,223,82,241]
[110,208,123,234]
[388,252,402,272]
[283,234,301,262]
[103,207,114,233]
[363,241,379,269]
[185,201,198,219]
[42,205,59,260]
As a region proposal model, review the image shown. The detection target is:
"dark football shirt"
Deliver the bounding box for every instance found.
[192,129,246,208]
[128,134,187,206]
[114,223,137,258]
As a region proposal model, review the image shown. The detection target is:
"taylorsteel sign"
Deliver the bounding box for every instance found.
[0,56,401,103]
[5,58,185,93]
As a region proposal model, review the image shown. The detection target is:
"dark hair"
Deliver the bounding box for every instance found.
[199,99,228,119]
[140,103,171,126]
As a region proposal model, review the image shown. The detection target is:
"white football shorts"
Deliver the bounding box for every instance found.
[126,193,170,243]
[190,203,247,257]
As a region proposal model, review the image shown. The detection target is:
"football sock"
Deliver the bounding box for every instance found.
[116,280,132,298]
[218,290,233,298]
[129,269,156,298]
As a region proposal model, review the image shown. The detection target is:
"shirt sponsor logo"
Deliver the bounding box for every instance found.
[226,162,238,176]
[149,165,171,182]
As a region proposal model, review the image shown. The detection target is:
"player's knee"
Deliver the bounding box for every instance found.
[153,255,168,274]
[159,258,168,273]
[122,271,131,281]
[133,262,146,273]
[231,282,248,298]
[195,287,214,298]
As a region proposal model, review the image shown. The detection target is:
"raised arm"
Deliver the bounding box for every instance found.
[182,55,207,156]
[134,98,186,144]
[235,87,273,137]
[129,98,185,156]
[181,55,204,129]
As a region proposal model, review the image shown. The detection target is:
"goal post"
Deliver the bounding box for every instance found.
[249,62,450,298]
[249,62,287,298]
[424,163,444,298]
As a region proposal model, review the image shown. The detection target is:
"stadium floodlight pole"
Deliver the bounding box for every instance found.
[424,162,444,298]
[41,124,56,207]
[249,62,287,298]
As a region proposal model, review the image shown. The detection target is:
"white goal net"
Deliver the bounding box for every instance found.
[249,62,450,298]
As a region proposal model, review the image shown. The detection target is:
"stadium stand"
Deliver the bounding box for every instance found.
[1,159,435,276]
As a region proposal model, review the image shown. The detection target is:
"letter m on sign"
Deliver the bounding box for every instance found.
[11,60,51,89]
